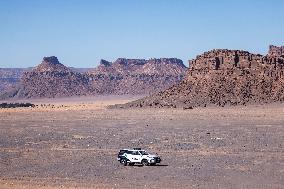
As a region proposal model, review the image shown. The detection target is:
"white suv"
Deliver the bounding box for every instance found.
[117,148,161,166]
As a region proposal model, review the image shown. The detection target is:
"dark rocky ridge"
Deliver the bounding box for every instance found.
[114,45,284,108]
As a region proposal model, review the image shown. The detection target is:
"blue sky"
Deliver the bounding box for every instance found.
[0,0,283,68]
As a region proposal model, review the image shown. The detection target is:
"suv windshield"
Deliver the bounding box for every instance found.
[139,151,149,155]
[119,150,128,155]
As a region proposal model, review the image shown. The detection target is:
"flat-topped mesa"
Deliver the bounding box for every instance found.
[112,58,186,67]
[190,48,284,72]
[187,48,284,82]
[90,58,187,76]
[86,57,187,95]
[34,56,70,73]
[268,45,284,57]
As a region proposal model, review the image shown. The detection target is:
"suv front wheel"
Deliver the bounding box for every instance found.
[120,159,127,166]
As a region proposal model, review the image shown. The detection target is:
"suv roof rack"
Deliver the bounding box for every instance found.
[133,148,142,150]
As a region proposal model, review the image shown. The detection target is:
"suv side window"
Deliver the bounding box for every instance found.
[133,151,140,155]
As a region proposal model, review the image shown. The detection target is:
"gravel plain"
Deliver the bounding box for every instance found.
[0,97,283,189]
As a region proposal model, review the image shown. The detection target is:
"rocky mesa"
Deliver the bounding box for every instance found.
[115,45,284,108]
[88,58,187,95]
[0,57,187,99]
[1,56,92,99]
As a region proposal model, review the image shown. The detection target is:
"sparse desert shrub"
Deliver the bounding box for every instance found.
[0,102,35,108]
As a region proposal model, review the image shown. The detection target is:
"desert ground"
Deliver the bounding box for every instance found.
[0,96,283,189]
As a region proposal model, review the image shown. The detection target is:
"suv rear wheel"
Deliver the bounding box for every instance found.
[141,159,148,166]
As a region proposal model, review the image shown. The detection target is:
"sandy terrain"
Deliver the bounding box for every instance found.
[0,96,283,189]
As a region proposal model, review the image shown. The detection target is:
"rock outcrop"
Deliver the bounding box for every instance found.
[115,46,284,108]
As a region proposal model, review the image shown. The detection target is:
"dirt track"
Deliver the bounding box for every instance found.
[0,97,283,189]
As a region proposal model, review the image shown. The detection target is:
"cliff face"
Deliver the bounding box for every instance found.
[117,46,284,108]
[268,45,284,57]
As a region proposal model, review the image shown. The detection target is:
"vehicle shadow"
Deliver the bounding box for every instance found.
[133,164,168,167]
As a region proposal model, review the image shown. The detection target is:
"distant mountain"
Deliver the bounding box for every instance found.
[0,56,187,99]
[114,45,284,108]
[0,68,30,92]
